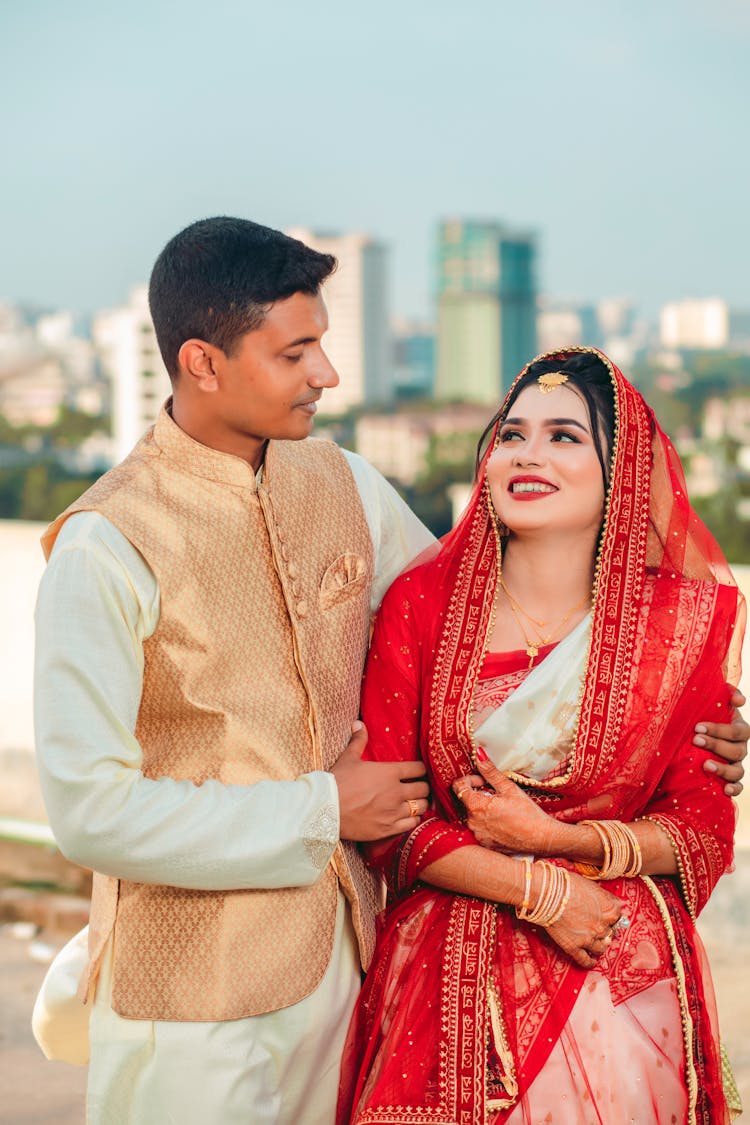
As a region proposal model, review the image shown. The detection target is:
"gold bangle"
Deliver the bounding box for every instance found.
[545,868,571,926]
[519,861,571,927]
[519,856,532,914]
[578,820,643,879]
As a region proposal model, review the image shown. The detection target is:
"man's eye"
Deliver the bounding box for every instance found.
[284,353,303,363]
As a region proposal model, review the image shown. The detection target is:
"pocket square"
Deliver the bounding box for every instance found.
[320,553,368,610]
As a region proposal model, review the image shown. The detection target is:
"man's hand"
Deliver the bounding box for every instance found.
[695,687,748,796]
[332,722,430,841]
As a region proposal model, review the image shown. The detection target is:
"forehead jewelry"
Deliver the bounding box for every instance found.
[537,371,569,394]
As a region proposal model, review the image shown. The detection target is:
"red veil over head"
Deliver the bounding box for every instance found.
[341,348,742,1125]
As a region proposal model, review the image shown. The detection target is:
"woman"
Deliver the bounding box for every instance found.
[338,348,742,1124]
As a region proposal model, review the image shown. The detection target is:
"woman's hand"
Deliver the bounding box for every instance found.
[544,868,625,969]
[453,749,565,855]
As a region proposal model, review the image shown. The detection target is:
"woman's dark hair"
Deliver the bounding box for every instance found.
[148,217,337,379]
[475,351,616,486]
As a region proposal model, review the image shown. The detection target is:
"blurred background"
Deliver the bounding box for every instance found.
[1,1,749,1119]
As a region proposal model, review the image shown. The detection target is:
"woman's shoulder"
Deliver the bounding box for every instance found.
[380,552,446,602]
[374,555,450,644]
[642,569,739,626]
[643,568,736,595]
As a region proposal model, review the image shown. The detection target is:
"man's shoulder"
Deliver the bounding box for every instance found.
[42,437,158,560]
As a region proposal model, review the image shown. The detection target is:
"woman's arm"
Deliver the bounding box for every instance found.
[360,572,479,891]
[362,574,626,966]
[455,735,734,915]
[453,754,677,874]
[421,841,624,969]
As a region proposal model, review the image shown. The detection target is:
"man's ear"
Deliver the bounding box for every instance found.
[177,339,222,392]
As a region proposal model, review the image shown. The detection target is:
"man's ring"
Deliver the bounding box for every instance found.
[408,799,421,818]
[613,916,631,932]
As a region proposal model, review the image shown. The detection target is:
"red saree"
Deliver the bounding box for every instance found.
[338,349,742,1125]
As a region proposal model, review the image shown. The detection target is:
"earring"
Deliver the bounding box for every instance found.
[484,481,508,549]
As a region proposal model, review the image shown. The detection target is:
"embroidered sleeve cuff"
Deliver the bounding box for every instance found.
[300,771,340,872]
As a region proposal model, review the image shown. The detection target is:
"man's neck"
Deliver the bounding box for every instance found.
[170,400,267,472]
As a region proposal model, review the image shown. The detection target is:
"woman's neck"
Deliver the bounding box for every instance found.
[500,534,596,615]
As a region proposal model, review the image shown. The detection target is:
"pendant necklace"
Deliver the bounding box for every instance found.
[500,579,591,669]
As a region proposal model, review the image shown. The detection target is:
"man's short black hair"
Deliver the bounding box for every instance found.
[148,217,337,379]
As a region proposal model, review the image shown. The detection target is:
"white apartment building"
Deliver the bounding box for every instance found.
[660,298,729,350]
[0,304,99,426]
[286,228,390,413]
[355,404,489,486]
[0,357,69,427]
[536,304,586,354]
[93,286,171,463]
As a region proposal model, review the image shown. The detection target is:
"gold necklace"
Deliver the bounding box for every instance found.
[501,581,591,669]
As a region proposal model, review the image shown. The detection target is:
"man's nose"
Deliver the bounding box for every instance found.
[309,350,339,389]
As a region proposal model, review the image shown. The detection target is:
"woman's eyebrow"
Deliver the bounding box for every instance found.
[503,416,588,431]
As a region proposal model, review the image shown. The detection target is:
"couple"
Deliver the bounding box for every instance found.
[33,217,744,1124]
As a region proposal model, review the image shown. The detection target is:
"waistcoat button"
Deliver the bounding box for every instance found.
[296,600,308,617]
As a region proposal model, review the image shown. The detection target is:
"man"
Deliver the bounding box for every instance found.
[33,218,746,1124]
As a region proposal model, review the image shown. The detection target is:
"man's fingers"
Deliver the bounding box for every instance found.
[397,759,430,780]
[695,719,748,746]
[697,733,746,760]
[698,739,744,763]
[705,758,743,781]
[400,779,430,801]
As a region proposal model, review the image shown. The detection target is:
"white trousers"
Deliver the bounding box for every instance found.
[87,893,361,1125]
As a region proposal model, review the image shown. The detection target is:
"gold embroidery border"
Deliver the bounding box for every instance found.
[642,875,698,1124]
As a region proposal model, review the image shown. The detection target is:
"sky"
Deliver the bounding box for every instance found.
[1,0,749,323]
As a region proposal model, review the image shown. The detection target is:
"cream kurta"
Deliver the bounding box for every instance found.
[34,448,433,1125]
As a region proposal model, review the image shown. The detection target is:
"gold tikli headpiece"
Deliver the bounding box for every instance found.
[537,371,569,394]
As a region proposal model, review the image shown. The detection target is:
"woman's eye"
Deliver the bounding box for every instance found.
[499,429,523,442]
[551,430,579,443]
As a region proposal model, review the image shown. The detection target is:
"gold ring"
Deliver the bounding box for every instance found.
[455,787,470,801]
[408,799,421,818]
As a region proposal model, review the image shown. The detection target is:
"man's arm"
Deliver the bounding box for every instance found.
[695,687,747,796]
[34,514,418,889]
[341,449,435,611]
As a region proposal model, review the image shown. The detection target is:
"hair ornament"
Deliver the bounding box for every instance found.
[537,371,569,394]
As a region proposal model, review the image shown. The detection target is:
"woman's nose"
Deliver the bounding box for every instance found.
[513,438,544,466]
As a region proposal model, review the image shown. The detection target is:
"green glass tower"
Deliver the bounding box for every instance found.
[436,220,537,403]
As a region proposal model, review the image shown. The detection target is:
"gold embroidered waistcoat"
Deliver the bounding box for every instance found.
[42,408,380,1021]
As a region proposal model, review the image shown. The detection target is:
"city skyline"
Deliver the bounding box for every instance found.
[1,2,749,322]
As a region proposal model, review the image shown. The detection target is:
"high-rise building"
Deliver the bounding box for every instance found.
[391,316,435,399]
[286,228,390,414]
[435,220,536,403]
[659,298,729,350]
[93,285,171,463]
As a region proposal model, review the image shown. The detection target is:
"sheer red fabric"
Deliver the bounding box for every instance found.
[338,348,742,1125]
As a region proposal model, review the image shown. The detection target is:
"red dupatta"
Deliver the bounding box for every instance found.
[341,348,742,1125]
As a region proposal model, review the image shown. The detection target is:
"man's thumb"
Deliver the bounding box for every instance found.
[347,720,368,756]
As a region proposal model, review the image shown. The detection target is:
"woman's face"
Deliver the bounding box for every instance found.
[486,383,606,541]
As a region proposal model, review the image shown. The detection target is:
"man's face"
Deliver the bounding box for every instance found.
[187,291,339,464]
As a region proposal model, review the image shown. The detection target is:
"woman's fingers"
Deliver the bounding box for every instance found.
[452,773,484,800]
